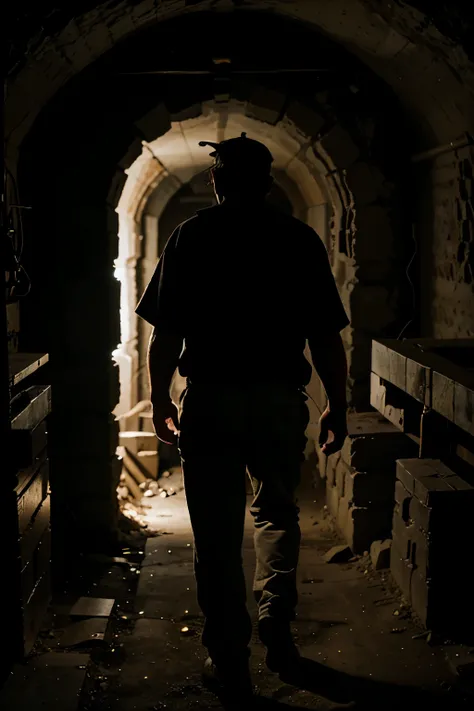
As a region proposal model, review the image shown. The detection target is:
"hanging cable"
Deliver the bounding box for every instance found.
[397,223,417,340]
[3,165,32,300]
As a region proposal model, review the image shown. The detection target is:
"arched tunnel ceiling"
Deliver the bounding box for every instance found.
[5,0,474,158]
[118,102,327,226]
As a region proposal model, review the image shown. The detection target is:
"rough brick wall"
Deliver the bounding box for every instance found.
[324,413,419,553]
[419,146,474,337]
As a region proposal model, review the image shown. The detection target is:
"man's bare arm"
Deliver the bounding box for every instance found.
[148,328,183,444]
[308,332,348,455]
[308,331,347,410]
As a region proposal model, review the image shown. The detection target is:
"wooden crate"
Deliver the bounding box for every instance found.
[391,459,474,635]
[14,453,51,659]
[18,497,52,657]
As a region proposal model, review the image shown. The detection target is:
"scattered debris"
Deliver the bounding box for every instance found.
[390,627,407,634]
[57,619,108,649]
[370,539,391,570]
[84,554,130,567]
[354,552,372,574]
[117,485,129,499]
[140,479,161,498]
[322,545,352,564]
[70,597,115,618]
[374,597,397,607]
[180,626,195,637]
[120,501,150,530]
[412,630,431,641]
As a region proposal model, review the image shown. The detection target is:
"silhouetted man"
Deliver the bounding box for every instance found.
[136,133,349,702]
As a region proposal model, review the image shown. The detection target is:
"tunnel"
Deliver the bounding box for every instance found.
[3,2,474,710]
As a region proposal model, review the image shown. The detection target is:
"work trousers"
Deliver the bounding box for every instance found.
[177,381,309,662]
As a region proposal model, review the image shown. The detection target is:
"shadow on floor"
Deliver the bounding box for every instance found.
[215,656,469,711]
[271,656,466,710]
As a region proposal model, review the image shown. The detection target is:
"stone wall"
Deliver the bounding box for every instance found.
[418,144,474,338]
[321,412,419,553]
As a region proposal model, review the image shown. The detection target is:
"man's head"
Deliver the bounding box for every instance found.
[199,132,274,203]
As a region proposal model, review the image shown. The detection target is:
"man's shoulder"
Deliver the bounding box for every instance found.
[264,206,320,244]
[266,207,312,231]
[174,205,221,238]
[175,204,319,243]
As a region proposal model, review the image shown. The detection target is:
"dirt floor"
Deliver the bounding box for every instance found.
[96,471,472,710]
[3,469,473,711]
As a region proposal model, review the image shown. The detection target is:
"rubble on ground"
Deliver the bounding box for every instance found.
[370,539,392,570]
[322,544,353,563]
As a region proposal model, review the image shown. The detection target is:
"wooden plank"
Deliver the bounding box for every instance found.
[16,447,48,497]
[396,458,474,506]
[370,372,405,431]
[9,353,49,388]
[406,357,430,405]
[120,446,149,484]
[118,430,157,456]
[17,459,50,534]
[70,597,115,618]
[373,341,474,432]
[11,419,48,469]
[137,450,159,479]
[389,348,406,391]
[373,339,432,403]
[11,385,51,431]
[412,346,474,390]
[21,526,51,604]
[20,495,51,567]
[371,340,391,381]
[431,371,455,421]
[454,383,474,436]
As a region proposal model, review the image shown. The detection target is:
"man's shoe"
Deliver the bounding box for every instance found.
[202,656,254,700]
[258,618,300,673]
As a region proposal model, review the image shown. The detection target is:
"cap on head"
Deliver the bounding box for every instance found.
[199,132,273,173]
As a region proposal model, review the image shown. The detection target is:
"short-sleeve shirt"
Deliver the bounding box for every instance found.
[136,203,349,386]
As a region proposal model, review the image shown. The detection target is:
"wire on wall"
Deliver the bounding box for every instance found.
[3,165,31,301]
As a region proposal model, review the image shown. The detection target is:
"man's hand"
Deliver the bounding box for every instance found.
[152,398,179,445]
[319,407,348,455]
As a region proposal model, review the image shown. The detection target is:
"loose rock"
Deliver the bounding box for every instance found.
[370,539,391,570]
[322,544,353,564]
